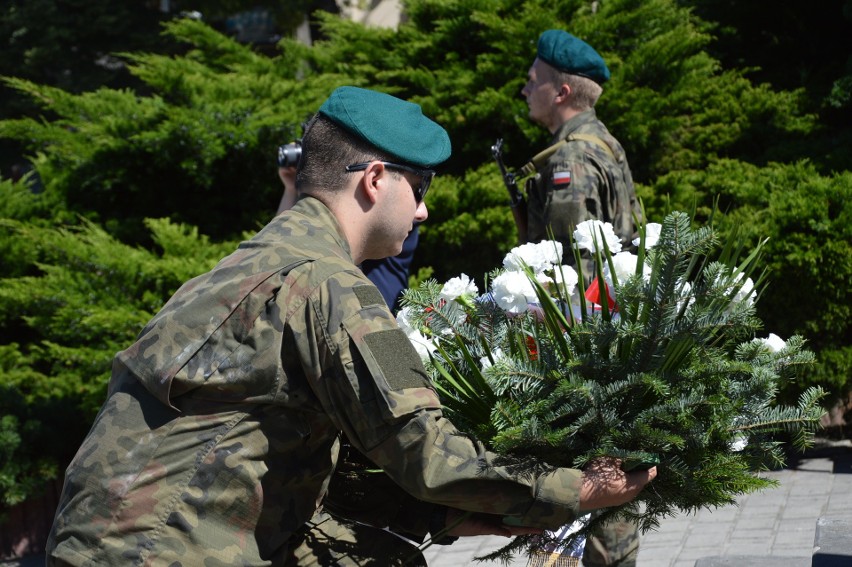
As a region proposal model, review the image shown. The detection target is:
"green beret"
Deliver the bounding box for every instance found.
[318,86,452,168]
[537,29,611,85]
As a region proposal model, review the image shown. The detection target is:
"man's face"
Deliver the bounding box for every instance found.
[521,58,560,131]
[370,168,429,260]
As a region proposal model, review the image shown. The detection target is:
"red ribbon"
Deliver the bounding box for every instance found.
[584,277,617,312]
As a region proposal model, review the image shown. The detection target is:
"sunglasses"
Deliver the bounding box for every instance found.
[345,161,435,203]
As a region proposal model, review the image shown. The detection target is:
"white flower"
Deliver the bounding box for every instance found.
[503,241,562,273]
[730,433,748,452]
[676,280,696,312]
[633,222,662,248]
[573,220,622,254]
[395,307,417,334]
[491,270,537,314]
[535,271,553,288]
[728,273,755,306]
[603,252,650,288]
[755,333,786,353]
[439,273,478,302]
[409,333,438,359]
[395,307,437,359]
[480,348,505,369]
[714,271,755,311]
[552,264,579,297]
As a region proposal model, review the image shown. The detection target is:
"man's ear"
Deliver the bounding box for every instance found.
[554,83,571,103]
[359,161,386,204]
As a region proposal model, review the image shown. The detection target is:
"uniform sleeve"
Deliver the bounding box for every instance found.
[323,440,437,541]
[300,269,583,530]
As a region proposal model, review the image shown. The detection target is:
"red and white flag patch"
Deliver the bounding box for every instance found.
[552,170,572,186]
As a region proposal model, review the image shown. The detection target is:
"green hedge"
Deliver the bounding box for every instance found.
[0,0,848,511]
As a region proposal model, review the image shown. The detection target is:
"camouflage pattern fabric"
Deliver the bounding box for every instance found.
[524,109,639,279]
[322,439,436,542]
[47,195,583,566]
[285,510,427,566]
[582,517,640,567]
[524,110,641,563]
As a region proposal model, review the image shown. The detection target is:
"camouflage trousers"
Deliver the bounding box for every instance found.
[581,516,639,567]
[285,510,427,566]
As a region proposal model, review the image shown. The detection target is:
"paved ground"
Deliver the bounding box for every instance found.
[7,442,850,567]
[424,441,852,567]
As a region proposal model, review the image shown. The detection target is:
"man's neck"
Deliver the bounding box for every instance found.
[548,106,582,134]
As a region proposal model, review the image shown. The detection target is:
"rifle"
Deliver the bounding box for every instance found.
[491,138,528,243]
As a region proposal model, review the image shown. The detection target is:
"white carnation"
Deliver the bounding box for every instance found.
[395,307,417,334]
[408,332,438,359]
[633,223,662,248]
[730,433,748,452]
[552,264,579,297]
[491,270,537,314]
[503,240,562,273]
[722,272,755,306]
[732,275,755,305]
[440,273,478,302]
[480,348,505,370]
[714,271,756,311]
[676,280,696,312]
[755,333,786,353]
[603,252,650,288]
[573,220,622,254]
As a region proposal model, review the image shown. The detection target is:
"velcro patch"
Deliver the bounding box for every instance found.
[364,329,431,391]
[353,284,386,308]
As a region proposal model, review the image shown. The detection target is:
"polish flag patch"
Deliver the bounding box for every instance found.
[552,170,572,186]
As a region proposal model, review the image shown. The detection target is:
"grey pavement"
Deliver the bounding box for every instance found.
[5,442,850,567]
[425,440,852,567]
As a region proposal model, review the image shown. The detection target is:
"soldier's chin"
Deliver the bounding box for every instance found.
[368,245,403,261]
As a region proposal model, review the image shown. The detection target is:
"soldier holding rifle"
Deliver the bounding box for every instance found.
[494,30,643,567]
[496,29,639,281]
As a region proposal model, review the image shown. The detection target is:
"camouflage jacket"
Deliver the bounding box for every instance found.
[525,109,639,266]
[47,196,582,566]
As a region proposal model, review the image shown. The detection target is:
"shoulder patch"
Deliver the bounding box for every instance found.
[364,329,432,391]
[353,284,387,308]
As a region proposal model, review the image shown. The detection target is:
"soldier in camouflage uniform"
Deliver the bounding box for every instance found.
[46,86,655,566]
[521,29,639,283]
[520,31,643,567]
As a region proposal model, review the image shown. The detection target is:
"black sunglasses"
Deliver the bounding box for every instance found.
[345,161,435,203]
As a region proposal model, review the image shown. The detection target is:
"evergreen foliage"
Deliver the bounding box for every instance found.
[0,0,848,518]
[0,215,241,507]
[681,0,852,173]
[400,212,825,559]
[645,160,852,401]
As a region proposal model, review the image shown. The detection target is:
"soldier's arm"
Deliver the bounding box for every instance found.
[302,272,654,530]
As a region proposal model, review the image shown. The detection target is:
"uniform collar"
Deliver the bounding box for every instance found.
[264,195,354,265]
[551,109,598,143]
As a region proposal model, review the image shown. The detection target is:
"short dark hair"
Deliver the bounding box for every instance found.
[296,115,398,193]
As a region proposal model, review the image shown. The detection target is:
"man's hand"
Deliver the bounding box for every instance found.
[276,166,298,214]
[579,456,657,511]
[445,509,544,538]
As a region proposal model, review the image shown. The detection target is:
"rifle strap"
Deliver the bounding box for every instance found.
[518,133,615,177]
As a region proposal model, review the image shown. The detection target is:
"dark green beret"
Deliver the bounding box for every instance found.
[318,86,452,168]
[537,29,611,85]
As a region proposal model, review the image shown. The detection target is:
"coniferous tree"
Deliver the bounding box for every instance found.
[0,0,849,520]
[0,209,242,508]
